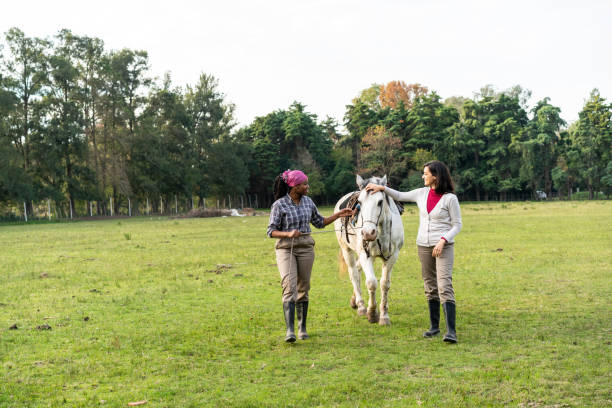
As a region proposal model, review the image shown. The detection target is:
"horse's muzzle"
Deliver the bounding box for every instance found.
[362,228,378,241]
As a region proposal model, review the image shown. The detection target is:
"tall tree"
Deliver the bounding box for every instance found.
[0,69,32,203]
[130,74,192,211]
[184,73,235,204]
[446,100,486,199]
[352,83,382,110]
[359,125,404,179]
[34,30,90,215]
[571,89,612,199]
[513,98,566,196]
[344,99,380,165]
[3,28,49,208]
[97,48,150,210]
[71,33,106,210]
[379,80,428,110]
[480,94,528,200]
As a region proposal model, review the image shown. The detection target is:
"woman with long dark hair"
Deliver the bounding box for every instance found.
[267,169,353,342]
[366,160,462,343]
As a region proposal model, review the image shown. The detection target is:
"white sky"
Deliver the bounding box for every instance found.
[2,0,611,128]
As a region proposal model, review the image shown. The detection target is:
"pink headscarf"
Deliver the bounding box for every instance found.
[282,169,308,187]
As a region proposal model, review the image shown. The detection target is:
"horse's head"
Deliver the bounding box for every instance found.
[356,174,388,242]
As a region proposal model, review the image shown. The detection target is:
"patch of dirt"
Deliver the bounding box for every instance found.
[207,264,233,274]
[178,207,265,218]
[9,323,18,330]
[180,208,233,218]
[36,324,52,330]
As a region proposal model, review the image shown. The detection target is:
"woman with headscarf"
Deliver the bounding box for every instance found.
[267,169,354,342]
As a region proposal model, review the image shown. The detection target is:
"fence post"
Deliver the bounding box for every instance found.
[70,199,73,219]
[23,201,28,222]
[175,194,178,214]
[47,199,51,220]
[146,197,150,215]
[160,196,163,215]
[128,197,132,217]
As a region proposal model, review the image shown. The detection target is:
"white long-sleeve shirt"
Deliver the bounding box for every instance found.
[384,186,462,247]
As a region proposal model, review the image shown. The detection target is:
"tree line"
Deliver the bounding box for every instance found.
[1,28,611,218]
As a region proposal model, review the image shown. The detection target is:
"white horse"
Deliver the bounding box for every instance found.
[334,175,404,325]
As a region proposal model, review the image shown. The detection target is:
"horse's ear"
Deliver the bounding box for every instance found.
[381,175,387,186]
[356,175,364,189]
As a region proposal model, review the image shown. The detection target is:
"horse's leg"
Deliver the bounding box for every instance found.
[379,251,399,326]
[358,251,379,323]
[342,247,366,316]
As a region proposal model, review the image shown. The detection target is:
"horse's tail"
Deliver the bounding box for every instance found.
[338,249,348,277]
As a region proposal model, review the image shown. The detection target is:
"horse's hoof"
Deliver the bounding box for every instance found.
[379,317,390,326]
[357,307,367,316]
[350,294,357,309]
[367,309,379,323]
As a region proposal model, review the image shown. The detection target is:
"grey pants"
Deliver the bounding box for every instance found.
[417,243,455,303]
[275,235,316,303]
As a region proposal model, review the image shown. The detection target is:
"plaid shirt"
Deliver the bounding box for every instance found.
[267,194,325,237]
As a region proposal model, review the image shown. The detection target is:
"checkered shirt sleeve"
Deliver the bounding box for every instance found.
[267,195,325,237]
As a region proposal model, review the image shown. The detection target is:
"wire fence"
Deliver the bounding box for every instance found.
[0,194,261,223]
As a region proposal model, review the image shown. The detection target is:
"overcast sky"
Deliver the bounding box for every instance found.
[2,0,611,128]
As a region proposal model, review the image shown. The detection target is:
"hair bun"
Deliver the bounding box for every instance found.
[282,169,291,183]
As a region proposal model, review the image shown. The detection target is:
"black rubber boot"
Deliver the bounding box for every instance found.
[283,301,296,343]
[423,299,441,338]
[442,302,457,343]
[296,301,309,340]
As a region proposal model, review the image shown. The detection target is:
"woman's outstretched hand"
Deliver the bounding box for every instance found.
[336,208,354,218]
[365,183,385,193]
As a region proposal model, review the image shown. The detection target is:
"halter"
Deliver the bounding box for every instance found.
[359,190,385,228]
[358,191,391,261]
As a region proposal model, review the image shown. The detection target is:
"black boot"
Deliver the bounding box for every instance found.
[442,302,457,343]
[296,301,309,340]
[283,301,296,343]
[423,299,440,338]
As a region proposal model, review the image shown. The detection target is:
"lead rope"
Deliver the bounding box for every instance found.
[288,236,295,277]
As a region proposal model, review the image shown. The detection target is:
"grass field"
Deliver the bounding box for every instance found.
[1,201,611,407]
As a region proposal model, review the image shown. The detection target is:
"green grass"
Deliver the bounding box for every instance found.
[1,201,611,407]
